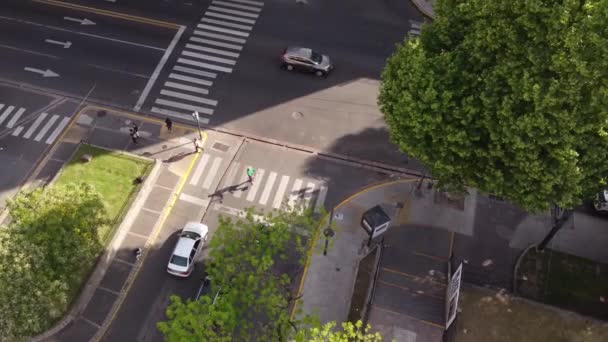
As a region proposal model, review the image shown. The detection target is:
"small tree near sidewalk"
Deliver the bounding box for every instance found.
[0,183,107,339]
[158,208,320,341]
[293,320,383,342]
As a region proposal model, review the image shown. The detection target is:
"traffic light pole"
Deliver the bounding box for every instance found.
[192,111,203,141]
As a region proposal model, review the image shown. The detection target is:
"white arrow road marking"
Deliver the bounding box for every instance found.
[44,39,72,48]
[63,17,96,25]
[24,67,60,77]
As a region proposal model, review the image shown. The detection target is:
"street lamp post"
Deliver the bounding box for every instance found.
[192,111,203,141]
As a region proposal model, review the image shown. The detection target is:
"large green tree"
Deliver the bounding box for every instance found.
[158,208,319,341]
[0,183,107,339]
[293,320,383,342]
[379,0,608,211]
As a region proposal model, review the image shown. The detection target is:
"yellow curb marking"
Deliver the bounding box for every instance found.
[94,133,207,341]
[33,0,179,29]
[290,178,419,320]
[83,105,197,132]
[373,305,445,329]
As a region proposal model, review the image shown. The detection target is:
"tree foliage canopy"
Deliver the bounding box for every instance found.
[294,320,383,342]
[158,208,319,342]
[0,183,106,339]
[379,0,608,211]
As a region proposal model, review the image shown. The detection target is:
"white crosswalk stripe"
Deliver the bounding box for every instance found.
[208,6,259,18]
[45,116,70,144]
[202,156,223,189]
[212,0,262,12]
[12,126,23,136]
[193,30,247,44]
[314,185,328,213]
[288,179,304,209]
[34,114,59,141]
[169,73,213,86]
[0,105,15,125]
[178,57,233,73]
[197,24,250,38]
[224,0,264,6]
[191,154,211,186]
[186,43,240,58]
[173,65,217,79]
[6,108,25,128]
[222,161,241,189]
[190,36,243,51]
[303,182,316,208]
[273,175,290,209]
[233,165,250,198]
[258,171,277,205]
[201,17,253,31]
[154,99,214,115]
[164,81,209,95]
[204,11,256,24]
[23,112,47,139]
[160,89,218,106]
[182,50,237,65]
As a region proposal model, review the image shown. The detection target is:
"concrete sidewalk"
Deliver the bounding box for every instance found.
[294,178,608,341]
[29,106,204,341]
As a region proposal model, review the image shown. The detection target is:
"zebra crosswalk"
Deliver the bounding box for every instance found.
[188,153,328,213]
[408,20,422,37]
[0,103,70,145]
[150,0,265,124]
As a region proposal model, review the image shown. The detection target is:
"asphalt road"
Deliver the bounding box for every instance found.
[0,0,179,108]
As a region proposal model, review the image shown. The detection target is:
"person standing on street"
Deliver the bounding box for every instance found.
[165,117,173,132]
[129,128,140,144]
[193,138,202,153]
[246,167,256,184]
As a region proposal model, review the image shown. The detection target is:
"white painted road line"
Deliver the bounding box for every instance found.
[272,175,290,209]
[178,57,233,73]
[314,185,328,213]
[6,108,25,128]
[222,161,240,188]
[186,43,240,58]
[0,105,15,125]
[197,24,249,38]
[45,116,70,144]
[224,0,264,7]
[204,11,255,24]
[258,171,277,205]
[303,182,316,209]
[154,99,214,115]
[134,25,185,112]
[164,81,209,95]
[202,156,223,189]
[212,0,261,12]
[208,6,259,19]
[23,112,47,139]
[288,179,304,209]
[151,107,207,123]
[34,114,59,141]
[169,73,213,86]
[12,126,24,136]
[190,36,243,51]
[173,65,217,79]
[201,18,253,31]
[193,30,246,44]
[160,89,219,106]
[233,165,251,198]
[179,193,209,206]
[182,50,237,65]
[190,153,210,185]
[246,168,265,202]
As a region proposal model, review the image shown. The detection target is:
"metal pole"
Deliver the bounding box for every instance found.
[193,111,203,140]
[537,207,572,251]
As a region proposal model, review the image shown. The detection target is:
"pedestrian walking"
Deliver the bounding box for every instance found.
[130,128,140,144]
[165,117,173,132]
[132,123,139,133]
[193,138,202,153]
[246,167,256,184]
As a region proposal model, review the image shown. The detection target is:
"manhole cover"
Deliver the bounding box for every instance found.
[292,111,303,119]
[212,142,230,152]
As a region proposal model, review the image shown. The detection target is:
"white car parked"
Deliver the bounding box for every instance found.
[167,222,208,277]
